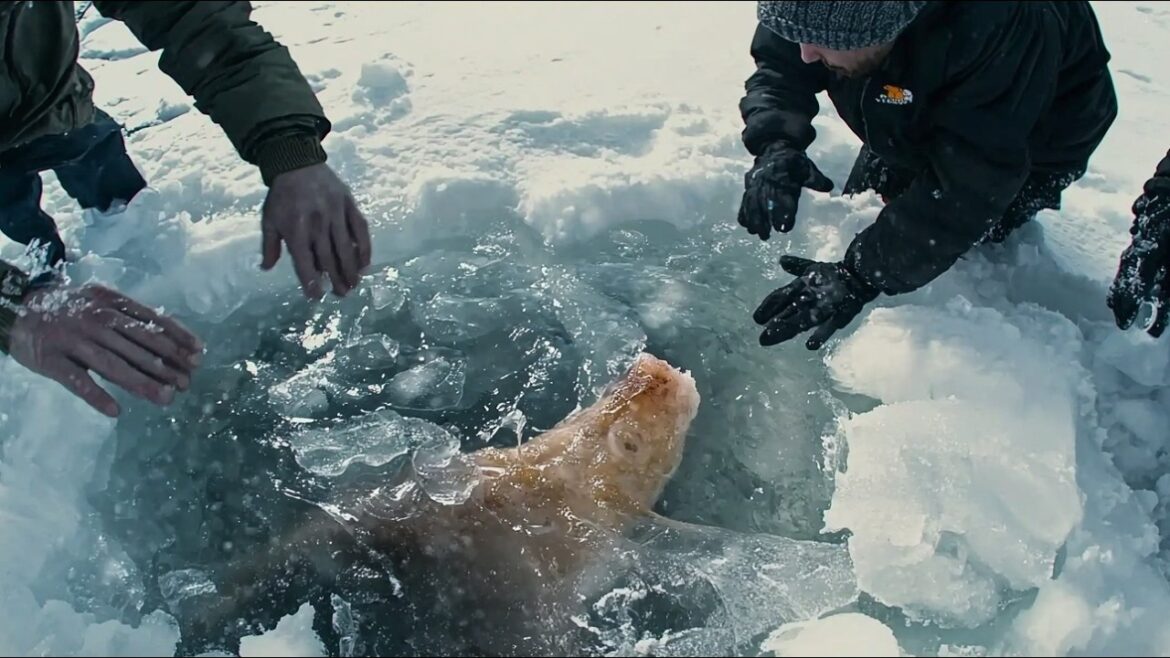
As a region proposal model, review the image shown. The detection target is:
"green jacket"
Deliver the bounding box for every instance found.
[0,0,334,352]
[1,0,331,180]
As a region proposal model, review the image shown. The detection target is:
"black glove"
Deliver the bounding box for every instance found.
[753,255,879,350]
[1108,182,1170,337]
[738,143,834,241]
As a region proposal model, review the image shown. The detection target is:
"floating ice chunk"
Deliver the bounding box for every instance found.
[367,269,408,314]
[238,602,326,658]
[334,334,400,373]
[411,432,479,506]
[760,613,901,657]
[594,517,861,650]
[684,531,858,642]
[384,350,467,411]
[158,568,217,613]
[542,268,647,399]
[331,594,359,657]
[416,293,509,343]
[288,407,456,477]
[268,363,335,418]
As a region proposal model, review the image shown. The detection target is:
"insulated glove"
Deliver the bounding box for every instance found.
[1108,172,1170,337]
[753,255,879,350]
[6,282,204,417]
[737,142,834,241]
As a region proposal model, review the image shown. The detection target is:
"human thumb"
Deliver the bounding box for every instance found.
[779,255,817,276]
[803,160,835,194]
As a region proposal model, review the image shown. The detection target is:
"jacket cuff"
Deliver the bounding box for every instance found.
[843,231,912,297]
[0,264,31,355]
[839,248,881,300]
[255,133,329,187]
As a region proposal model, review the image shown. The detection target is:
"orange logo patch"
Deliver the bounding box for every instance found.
[877,84,913,105]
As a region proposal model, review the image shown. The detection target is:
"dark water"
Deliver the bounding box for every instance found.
[84,212,843,656]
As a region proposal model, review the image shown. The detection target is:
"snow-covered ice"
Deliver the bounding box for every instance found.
[760,612,902,657]
[237,602,325,658]
[1,1,1169,656]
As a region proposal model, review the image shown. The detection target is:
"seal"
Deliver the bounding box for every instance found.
[202,352,701,656]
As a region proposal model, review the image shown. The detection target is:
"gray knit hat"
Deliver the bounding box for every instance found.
[757,1,928,50]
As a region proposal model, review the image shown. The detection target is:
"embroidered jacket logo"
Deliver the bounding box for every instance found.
[877,85,913,105]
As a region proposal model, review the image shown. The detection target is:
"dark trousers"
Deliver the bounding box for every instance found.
[844,144,1083,244]
[0,108,147,267]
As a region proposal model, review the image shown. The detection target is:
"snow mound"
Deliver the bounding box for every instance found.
[238,602,326,658]
[760,613,901,657]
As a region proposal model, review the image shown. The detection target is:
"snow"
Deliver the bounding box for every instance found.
[760,612,902,657]
[237,603,325,658]
[0,1,1167,656]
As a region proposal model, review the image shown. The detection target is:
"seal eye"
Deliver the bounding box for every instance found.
[624,441,637,453]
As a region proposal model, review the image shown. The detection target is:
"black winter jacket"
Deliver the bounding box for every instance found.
[1148,150,1170,197]
[740,0,1118,295]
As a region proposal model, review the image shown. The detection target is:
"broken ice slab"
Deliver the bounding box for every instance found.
[581,519,858,655]
[334,334,401,374]
[287,407,457,478]
[411,432,480,506]
[356,268,408,330]
[415,292,510,343]
[158,568,217,613]
[384,349,467,411]
[331,594,359,657]
[370,283,407,315]
[267,358,338,418]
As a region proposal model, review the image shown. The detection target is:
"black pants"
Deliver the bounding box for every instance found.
[0,108,147,267]
[843,144,1083,244]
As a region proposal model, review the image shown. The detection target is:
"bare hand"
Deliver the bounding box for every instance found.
[8,284,204,418]
[260,164,372,299]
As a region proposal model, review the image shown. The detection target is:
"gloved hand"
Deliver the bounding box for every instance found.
[7,283,203,417]
[753,255,879,350]
[261,163,372,300]
[737,142,834,241]
[1108,181,1170,337]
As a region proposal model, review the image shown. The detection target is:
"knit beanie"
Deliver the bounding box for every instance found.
[757,1,928,50]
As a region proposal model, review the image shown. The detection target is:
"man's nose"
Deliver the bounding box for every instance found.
[799,43,821,64]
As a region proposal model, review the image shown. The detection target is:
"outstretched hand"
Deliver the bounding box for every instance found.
[8,284,203,417]
[737,143,834,241]
[260,164,372,300]
[753,255,878,350]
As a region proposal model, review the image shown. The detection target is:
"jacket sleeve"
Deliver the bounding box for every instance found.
[92,1,331,185]
[0,260,29,355]
[739,23,831,157]
[844,3,1065,295]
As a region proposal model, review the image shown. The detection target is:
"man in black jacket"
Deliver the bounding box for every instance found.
[1109,150,1170,337]
[739,1,1118,350]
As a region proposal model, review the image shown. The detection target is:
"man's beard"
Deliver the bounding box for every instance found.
[825,51,889,79]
